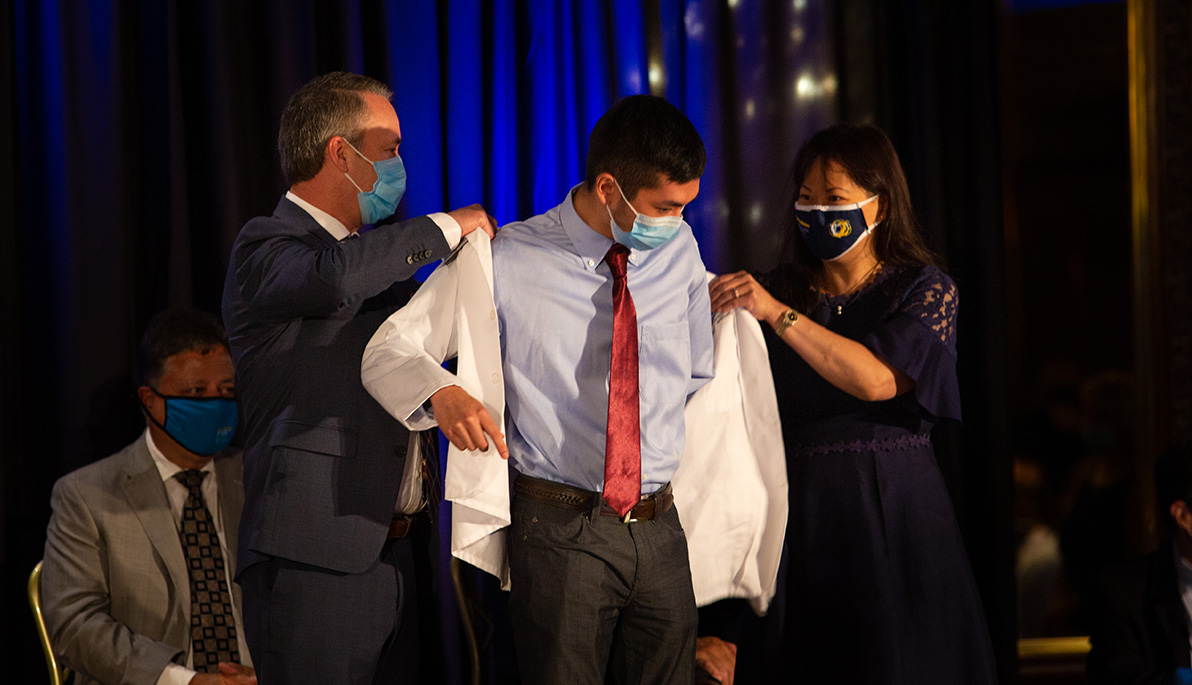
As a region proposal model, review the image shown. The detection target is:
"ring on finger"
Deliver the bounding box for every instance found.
[733,288,740,299]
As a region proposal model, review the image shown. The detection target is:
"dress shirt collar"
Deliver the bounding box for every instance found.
[144,428,215,484]
[561,184,646,273]
[285,190,352,241]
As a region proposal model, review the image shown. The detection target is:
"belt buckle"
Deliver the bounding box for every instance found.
[624,495,649,524]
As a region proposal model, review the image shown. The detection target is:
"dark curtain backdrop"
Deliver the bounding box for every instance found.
[1,1,1011,682]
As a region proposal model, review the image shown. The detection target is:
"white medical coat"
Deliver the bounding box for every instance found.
[361,232,787,613]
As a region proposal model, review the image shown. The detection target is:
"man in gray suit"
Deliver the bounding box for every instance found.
[42,309,256,685]
[222,71,495,684]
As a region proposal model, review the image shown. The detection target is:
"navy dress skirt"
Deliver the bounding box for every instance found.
[760,263,997,684]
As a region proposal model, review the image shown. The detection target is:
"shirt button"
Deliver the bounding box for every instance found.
[489,309,497,321]
[587,259,595,267]
[491,373,500,384]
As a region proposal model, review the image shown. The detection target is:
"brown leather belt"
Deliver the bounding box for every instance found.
[387,512,426,539]
[514,474,673,523]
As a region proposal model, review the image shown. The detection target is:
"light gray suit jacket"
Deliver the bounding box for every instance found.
[40,435,244,685]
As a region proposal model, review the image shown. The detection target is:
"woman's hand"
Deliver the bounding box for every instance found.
[709,271,787,325]
[711,272,913,402]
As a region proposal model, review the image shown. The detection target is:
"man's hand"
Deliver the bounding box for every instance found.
[189,663,257,685]
[695,636,737,685]
[430,385,509,459]
[447,204,497,239]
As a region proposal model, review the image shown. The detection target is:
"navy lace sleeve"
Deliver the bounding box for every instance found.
[864,265,962,422]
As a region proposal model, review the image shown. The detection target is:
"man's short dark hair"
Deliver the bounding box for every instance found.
[278,71,393,185]
[584,95,706,201]
[1155,442,1192,510]
[137,310,230,387]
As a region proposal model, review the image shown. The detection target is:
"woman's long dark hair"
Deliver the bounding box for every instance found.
[776,124,939,311]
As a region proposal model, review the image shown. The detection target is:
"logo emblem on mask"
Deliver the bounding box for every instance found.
[830,219,852,238]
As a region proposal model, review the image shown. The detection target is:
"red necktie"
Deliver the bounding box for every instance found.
[603,244,641,517]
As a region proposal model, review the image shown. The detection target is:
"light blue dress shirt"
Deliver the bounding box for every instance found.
[491,186,714,494]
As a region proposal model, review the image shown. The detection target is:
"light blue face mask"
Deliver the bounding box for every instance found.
[343,139,407,225]
[605,179,684,251]
[143,389,238,457]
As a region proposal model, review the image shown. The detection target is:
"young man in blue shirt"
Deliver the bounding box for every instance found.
[370,95,714,683]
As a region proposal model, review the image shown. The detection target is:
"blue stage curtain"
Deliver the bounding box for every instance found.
[2,0,837,472]
[2,2,837,682]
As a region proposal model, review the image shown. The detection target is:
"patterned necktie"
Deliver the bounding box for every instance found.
[603,244,641,517]
[174,469,239,672]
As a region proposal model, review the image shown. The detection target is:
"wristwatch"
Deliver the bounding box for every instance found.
[773,308,799,336]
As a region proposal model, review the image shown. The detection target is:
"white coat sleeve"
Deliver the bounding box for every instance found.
[361,251,464,430]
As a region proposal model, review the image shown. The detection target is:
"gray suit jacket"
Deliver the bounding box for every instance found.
[222,196,448,576]
[41,436,244,685]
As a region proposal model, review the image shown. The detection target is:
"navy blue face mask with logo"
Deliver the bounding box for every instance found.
[794,194,881,261]
[142,389,238,456]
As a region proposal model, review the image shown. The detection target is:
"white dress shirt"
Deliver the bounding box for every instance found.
[144,430,252,685]
[361,233,788,612]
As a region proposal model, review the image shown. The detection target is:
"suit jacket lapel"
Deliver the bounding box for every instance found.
[120,438,189,608]
[276,195,340,247]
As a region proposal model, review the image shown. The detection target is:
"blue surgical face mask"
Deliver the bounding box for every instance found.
[794,194,881,261]
[343,140,407,225]
[605,179,684,251]
[143,389,238,457]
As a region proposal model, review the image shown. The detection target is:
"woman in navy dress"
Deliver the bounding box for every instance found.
[710,124,996,683]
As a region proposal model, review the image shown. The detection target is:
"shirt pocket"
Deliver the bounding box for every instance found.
[638,321,691,405]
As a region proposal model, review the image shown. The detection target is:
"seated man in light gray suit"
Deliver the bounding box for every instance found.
[41,310,256,685]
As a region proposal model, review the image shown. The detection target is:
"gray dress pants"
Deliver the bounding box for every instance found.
[508,494,698,684]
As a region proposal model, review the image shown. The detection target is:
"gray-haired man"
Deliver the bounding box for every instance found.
[222,71,494,684]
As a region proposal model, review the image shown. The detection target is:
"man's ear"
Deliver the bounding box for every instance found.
[594,173,617,205]
[325,136,351,173]
[1170,500,1192,537]
[137,386,161,422]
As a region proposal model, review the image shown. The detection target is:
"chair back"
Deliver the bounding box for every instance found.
[28,561,72,685]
